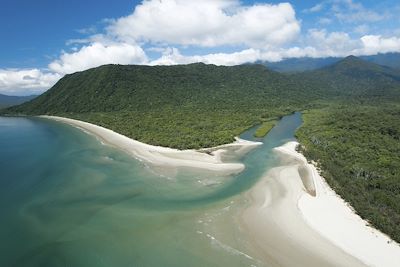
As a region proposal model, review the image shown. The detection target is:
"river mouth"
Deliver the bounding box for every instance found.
[0,113,302,267]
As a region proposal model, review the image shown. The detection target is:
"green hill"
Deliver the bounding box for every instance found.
[4,58,400,148]
[6,63,303,114]
[300,56,400,98]
[4,63,314,148]
[2,56,400,243]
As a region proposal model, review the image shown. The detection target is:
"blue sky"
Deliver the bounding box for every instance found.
[1,0,400,95]
[0,0,141,69]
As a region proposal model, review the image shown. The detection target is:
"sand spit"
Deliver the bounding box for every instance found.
[41,116,262,175]
[278,141,400,267]
[241,141,400,267]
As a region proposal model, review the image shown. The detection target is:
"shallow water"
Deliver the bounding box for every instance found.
[0,113,302,267]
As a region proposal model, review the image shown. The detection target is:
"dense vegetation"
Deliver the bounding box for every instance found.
[297,103,400,242]
[3,63,316,148]
[254,119,277,138]
[2,55,400,242]
[6,57,399,148]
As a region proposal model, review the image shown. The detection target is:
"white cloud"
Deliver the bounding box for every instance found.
[1,42,147,95]
[150,47,264,66]
[304,3,325,13]
[359,35,400,55]
[48,42,147,74]
[307,29,358,55]
[318,17,332,25]
[335,9,384,23]
[0,69,60,96]
[276,32,400,59]
[354,24,370,35]
[108,0,300,48]
[76,26,97,35]
[327,0,386,23]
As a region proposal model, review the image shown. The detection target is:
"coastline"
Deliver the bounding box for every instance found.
[37,116,400,266]
[240,141,400,267]
[284,141,400,267]
[40,115,262,175]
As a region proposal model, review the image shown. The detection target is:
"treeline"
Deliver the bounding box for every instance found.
[296,102,400,242]
[3,63,316,149]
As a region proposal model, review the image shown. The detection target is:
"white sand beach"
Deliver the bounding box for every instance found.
[41,116,262,175]
[241,141,400,267]
[280,141,400,267]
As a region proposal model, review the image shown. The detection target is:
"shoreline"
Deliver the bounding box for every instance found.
[40,115,262,176]
[240,146,366,266]
[241,141,400,267]
[281,141,400,267]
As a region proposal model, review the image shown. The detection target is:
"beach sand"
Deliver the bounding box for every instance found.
[41,116,262,176]
[241,141,400,267]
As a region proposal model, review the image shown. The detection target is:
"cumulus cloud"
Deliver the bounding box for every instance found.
[278,32,400,59]
[150,47,263,66]
[359,35,400,55]
[49,42,147,74]
[108,0,300,48]
[0,69,60,95]
[306,29,358,56]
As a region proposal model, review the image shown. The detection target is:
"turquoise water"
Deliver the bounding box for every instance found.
[0,113,302,267]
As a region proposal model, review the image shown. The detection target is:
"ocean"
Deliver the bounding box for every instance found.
[0,113,302,267]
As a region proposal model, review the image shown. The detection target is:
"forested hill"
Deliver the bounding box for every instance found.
[4,63,314,148]
[6,63,307,114]
[3,56,400,149]
[6,56,400,115]
[300,55,400,98]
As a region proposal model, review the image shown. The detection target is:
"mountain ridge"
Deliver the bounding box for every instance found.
[262,52,400,73]
[0,94,37,108]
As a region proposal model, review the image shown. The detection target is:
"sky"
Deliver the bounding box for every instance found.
[1,0,400,95]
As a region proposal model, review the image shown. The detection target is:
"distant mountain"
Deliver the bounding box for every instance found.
[0,94,37,108]
[263,52,400,73]
[299,56,400,97]
[362,53,400,70]
[262,57,341,73]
